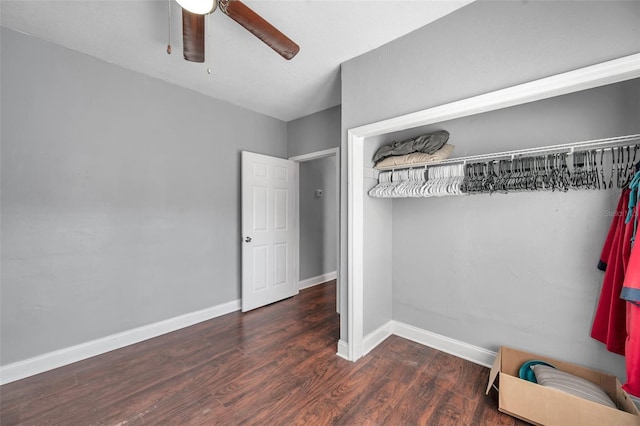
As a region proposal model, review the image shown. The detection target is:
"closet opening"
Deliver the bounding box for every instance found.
[344,53,640,363]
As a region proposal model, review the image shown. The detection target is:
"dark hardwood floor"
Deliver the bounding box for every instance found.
[0,281,528,425]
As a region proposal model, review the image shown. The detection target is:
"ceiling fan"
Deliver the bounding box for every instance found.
[176,0,300,63]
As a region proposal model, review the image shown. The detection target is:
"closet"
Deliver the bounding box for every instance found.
[345,54,640,384]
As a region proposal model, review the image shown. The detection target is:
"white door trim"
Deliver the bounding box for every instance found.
[289,147,339,162]
[289,147,341,313]
[345,53,640,361]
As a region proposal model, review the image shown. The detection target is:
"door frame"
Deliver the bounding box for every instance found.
[345,53,640,362]
[289,147,341,313]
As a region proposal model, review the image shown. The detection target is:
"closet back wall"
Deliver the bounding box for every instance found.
[390,80,640,381]
[1,28,287,365]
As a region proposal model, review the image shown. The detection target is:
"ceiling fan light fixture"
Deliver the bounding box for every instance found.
[176,0,216,15]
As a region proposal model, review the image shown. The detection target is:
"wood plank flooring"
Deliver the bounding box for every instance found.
[0,281,529,425]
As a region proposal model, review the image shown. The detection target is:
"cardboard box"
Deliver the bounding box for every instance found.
[486,346,640,425]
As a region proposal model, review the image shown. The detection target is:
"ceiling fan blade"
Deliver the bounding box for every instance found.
[182,9,205,63]
[219,0,300,60]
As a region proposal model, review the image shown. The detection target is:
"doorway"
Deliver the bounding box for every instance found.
[290,148,340,312]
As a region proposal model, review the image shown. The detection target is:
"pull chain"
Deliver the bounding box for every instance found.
[206,12,212,74]
[166,0,172,54]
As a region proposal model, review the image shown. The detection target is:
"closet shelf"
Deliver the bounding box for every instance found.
[375,134,640,171]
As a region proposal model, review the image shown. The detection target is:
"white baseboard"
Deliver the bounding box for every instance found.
[358,320,497,368]
[336,339,350,360]
[0,299,241,385]
[392,321,497,368]
[299,271,337,290]
[363,322,393,356]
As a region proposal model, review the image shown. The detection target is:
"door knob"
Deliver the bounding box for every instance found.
[244,236,252,243]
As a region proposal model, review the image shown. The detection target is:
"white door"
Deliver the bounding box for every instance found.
[242,151,298,312]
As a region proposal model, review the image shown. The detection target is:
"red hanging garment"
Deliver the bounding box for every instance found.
[598,194,625,272]
[621,232,640,397]
[623,302,640,397]
[591,189,632,355]
[621,228,640,307]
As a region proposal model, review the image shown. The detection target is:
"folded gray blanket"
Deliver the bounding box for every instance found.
[373,130,450,164]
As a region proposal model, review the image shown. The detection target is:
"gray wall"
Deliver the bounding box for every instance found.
[287,105,341,157]
[361,136,394,336]
[391,80,639,380]
[299,156,337,281]
[1,28,287,365]
[340,0,640,374]
[363,181,393,337]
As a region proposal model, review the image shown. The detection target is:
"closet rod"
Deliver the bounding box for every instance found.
[377,133,640,171]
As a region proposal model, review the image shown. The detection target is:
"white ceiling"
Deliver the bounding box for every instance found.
[1,0,472,122]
